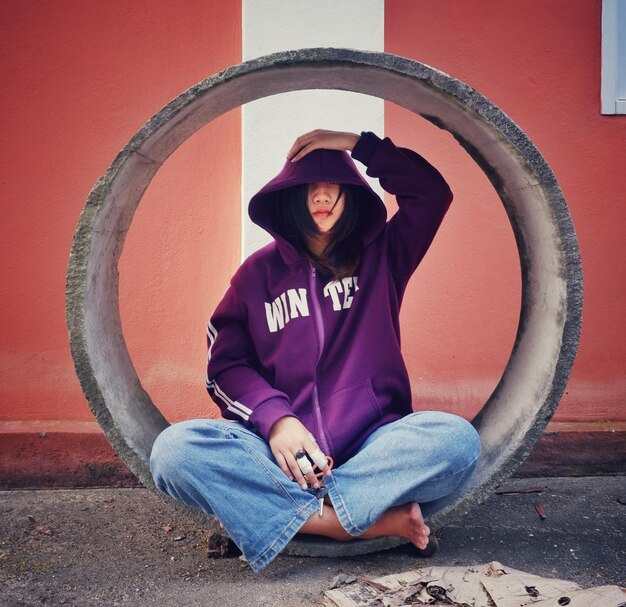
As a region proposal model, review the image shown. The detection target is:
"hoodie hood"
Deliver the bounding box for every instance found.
[249,149,387,262]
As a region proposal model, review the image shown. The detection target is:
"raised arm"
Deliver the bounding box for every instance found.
[352,131,453,287]
[288,129,452,286]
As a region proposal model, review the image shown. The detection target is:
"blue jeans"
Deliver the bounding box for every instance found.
[150,411,480,572]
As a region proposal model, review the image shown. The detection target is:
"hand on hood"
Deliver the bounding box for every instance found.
[287,129,360,162]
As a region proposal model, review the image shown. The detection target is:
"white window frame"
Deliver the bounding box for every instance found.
[602,0,626,114]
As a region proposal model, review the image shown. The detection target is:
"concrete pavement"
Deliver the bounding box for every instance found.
[1,476,624,606]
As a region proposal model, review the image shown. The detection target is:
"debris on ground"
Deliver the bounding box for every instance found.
[495,486,544,495]
[206,531,239,559]
[322,561,626,607]
[534,502,547,520]
[161,524,173,533]
[27,515,53,536]
[329,574,358,589]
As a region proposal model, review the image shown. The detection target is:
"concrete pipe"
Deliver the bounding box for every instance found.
[66,48,583,557]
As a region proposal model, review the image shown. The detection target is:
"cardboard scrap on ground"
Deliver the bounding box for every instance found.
[480,563,581,607]
[322,561,626,607]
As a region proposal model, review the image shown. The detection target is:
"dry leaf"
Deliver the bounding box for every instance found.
[534,501,547,519]
[362,578,392,592]
[162,524,173,533]
[27,515,53,536]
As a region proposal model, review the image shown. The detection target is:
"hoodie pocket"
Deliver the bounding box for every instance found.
[324,378,382,461]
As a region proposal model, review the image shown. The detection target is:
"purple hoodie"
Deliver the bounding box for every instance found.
[206,132,452,465]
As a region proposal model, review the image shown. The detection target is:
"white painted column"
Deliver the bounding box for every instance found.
[241,0,385,259]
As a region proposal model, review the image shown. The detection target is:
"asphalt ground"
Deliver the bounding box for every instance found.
[1,476,624,607]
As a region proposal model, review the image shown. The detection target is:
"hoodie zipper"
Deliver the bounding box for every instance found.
[309,266,332,456]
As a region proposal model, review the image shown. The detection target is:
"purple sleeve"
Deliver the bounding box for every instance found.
[206,284,297,441]
[352,131,453,286]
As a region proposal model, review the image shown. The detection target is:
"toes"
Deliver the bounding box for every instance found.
[417,525,430,548]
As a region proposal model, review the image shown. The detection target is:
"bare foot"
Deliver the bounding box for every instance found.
[360,503,430,550]
[299,502,430,550]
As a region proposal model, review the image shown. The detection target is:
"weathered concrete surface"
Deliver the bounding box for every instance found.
[66,48,583,556]
[1,477,623,607]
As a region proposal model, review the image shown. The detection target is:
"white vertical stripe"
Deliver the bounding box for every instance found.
[206,321,217,360]
[206,379,253,419]
[242,0,385,260]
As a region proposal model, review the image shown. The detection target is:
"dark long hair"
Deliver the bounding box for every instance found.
[273,184,362,280]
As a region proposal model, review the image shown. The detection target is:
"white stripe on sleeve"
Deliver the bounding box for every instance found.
[206,379,252,421]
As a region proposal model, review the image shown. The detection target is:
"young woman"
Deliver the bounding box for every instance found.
[150,130,481,572]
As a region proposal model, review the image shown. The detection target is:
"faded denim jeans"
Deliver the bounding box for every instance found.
[149,411,481,572]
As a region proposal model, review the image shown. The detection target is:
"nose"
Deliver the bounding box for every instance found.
[309,183,335,206]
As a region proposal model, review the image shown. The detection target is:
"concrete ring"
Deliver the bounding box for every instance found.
[66,48,583,557]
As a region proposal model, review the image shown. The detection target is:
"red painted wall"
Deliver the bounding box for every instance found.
[0,2,242,424]
[386,0,626,422]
